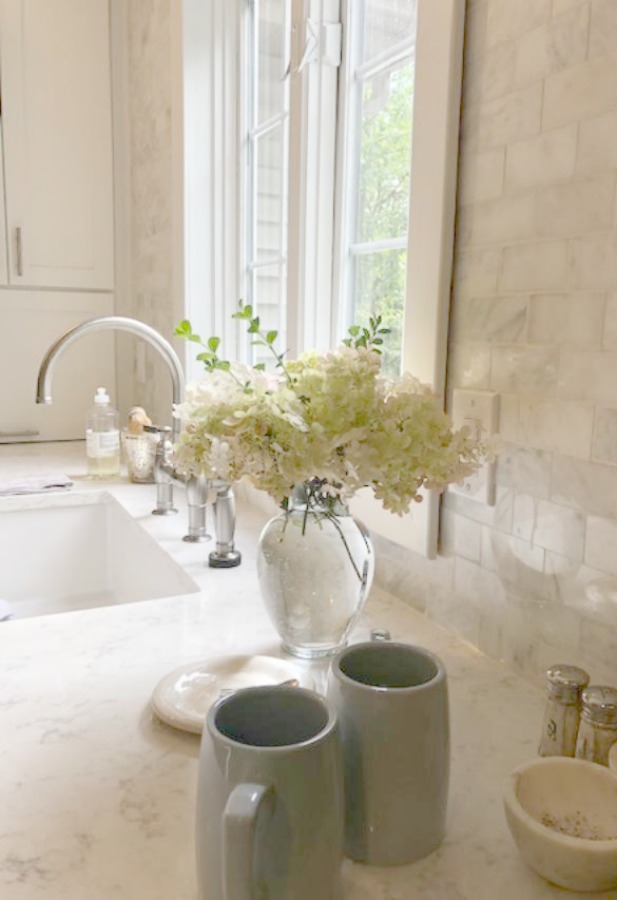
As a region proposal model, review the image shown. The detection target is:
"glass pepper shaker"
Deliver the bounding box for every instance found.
[575,686,617,766]
[538,664,590,757]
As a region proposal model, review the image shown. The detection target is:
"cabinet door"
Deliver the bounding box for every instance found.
[0,0,114,290]
[0,291,116,443]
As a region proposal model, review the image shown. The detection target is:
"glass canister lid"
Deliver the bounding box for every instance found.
[580,685,617,726]
[545,664,590,702]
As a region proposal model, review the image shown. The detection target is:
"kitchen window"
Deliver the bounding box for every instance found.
[184,0,465,555]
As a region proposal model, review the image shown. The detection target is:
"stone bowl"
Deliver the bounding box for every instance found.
[503,756,617,892]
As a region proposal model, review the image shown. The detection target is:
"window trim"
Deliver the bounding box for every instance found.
[183,0,466,557]
[340,0,466,557]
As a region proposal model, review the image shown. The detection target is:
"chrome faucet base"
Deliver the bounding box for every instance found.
[183,532,211,543]
[209,549,242,568]
[152,507,178,516]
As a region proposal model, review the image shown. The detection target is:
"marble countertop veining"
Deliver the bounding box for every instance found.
[0,443,611,900]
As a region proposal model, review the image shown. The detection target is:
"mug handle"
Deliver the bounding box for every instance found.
[223,782,275,900]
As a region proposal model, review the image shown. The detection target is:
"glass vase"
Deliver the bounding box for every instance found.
[256,485,375,659]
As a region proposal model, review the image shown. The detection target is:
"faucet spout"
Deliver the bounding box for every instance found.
[36,315,185,441]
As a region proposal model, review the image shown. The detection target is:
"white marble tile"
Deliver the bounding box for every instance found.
[457,147,506,205]
[543,51,617,129]
[512,495,586,560]
[491,345,560,393]
[499,240,568,292]
[518,398,594,458]
[559,348,617,404]
[453,246,502,299]
[552,0,586,14]
[528,292,605,347]
[576,109,617,175]
[486,0,551,45]
[478,83,543,151]
[585,514,617,575]
[601,294,617,350]
[513,4,588,85]
[447,341,493,389]
[569,233,617,290]
[451,296,528,343]
[498,393,521,442]
[579,613,617,684]
[535,174,616,237]
[551,453,617,518]
[469,194,536,245]
[504,125,577,193]
[496,445,553,498]
[592,408,617,464]
[589,0,617,59]
[440,508,483,562]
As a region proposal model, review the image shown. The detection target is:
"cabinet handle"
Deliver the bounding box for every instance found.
[15,226,23,276]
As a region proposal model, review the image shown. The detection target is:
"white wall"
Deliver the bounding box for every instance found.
[116,0,183,430]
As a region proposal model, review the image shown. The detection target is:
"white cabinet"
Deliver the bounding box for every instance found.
[0,0,114,290]
[0,292,116,443]
[0,0,117,443]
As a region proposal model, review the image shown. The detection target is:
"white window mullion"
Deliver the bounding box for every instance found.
[182,0,242,380]
[331,0,362,347]
[286,0,341,356]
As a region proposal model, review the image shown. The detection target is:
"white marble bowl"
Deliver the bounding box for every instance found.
[503,757,617,892]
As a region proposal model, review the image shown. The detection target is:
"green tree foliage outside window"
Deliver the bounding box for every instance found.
[354,65,413,377]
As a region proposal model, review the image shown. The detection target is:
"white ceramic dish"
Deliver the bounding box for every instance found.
[151,655,315,734]
[504,756,617,892]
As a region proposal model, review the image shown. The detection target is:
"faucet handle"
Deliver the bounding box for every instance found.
[150,425,178,516]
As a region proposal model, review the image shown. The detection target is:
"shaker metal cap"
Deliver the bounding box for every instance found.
[546,664,590,703]
[581,685,617,726]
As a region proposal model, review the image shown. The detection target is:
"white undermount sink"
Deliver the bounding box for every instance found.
[0,490,199,619]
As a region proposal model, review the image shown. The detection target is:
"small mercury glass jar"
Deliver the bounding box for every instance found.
[538,664,590,758]
[575,686,617,766]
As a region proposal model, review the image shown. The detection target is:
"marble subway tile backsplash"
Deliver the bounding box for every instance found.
[376,0,617,689]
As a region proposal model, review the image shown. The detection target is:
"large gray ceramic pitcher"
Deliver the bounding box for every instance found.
[196,685,344,900]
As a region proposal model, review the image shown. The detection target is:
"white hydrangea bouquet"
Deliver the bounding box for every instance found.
[173,304,486,515]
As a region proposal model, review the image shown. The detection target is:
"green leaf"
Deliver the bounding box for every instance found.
[248,318,260,333]
[188,333,202,343]
[232,302,253,320]
[348,325,360,337]
[266,330,278,344]
[207,336,220,352]
[174,319,192,336]
[254,362,266,371]
[218,360,231,371]
[196,352,213,362]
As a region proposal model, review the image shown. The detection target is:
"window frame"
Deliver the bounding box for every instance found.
[182,0,465,557]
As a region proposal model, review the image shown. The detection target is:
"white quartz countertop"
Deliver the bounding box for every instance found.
[0,443,610,899]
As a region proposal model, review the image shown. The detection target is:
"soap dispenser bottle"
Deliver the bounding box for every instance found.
[86,386,120,479]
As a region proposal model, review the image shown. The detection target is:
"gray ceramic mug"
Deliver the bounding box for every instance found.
[196,685,344,899]
[327,636,450,866]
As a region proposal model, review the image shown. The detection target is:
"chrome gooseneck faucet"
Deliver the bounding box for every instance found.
[35,316,241,566]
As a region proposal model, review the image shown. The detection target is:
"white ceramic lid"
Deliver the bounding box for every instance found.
[151,654,315,734]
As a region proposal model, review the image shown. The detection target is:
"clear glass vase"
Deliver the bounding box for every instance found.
[256,484,375,659]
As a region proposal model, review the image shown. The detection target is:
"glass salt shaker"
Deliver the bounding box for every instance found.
[538,664,589,757]
[575,686,617,766]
